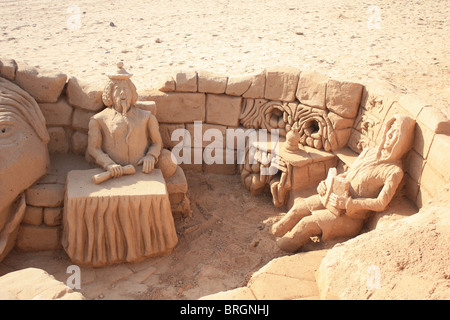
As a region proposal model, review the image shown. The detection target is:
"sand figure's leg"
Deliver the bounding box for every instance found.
[276,215,321,252]
[271,199,311,237]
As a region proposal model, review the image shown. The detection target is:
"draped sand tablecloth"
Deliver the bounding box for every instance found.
[62,168,178,267]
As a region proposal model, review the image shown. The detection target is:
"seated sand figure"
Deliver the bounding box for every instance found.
[272,114,415,252]
[62,62,178,266]
[0,77,49,262]
[86,61,176,180]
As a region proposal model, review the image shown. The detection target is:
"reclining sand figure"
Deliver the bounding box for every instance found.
[271,114,416,252]
[0,77,49,261]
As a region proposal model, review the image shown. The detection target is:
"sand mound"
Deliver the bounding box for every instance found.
[317,187,450,300]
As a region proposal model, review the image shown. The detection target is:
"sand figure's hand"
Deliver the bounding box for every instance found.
[317,180,327,196]
[138,155,156,174]
[106,163,124,178]
[329,192,348,210]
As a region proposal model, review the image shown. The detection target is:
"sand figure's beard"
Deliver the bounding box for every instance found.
[114,96,131,114]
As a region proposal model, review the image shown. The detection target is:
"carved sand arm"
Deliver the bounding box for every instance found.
[145,114,162,160]
[87,118,116,170]
[345,169,404,218]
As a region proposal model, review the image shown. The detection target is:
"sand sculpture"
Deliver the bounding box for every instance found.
[0,77,50,262]
[86,62,177,180]
[1,54,448,299]
[272,114,416,252]
[238,85,360,208]
[62,63,179,266]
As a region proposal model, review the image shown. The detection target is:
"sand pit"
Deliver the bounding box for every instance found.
[0,171,305,300]
[0,0,448,301]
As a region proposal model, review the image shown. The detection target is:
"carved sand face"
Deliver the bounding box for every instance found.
[0,111,48,230]
[112,80,133,114]
[383,121,400,153]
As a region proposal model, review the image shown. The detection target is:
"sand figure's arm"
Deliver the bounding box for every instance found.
[138,114,162,173]
[87,118,123,177]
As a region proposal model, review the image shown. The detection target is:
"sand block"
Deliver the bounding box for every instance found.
[264,66,300,102]
[424,134,450,183]
[43,207,63,226]
[15,64,67,103]
[135,100,157,114]
[39,96,73,127]
[242,70,266,99]
[206,94,242,127]
[416,106,450,134]
[72,108,95,132]
[16,224,61,251]
[159,123,186,148]
[63,169,178,266]
[71,131,88,155]
[203,148,237,175]
[143,90,205,123]
[176,147,203,172]
[22,206,44,226]
[25,181,65,208]
[158,76,176,92]
[397,93,429,120]
[404,149,425,183]
[326,79,363,119]
[197,70,228,94]
[185,123,227,149]
[296,70,329,109]
[47,127,70,154]
[66,76,104,112]
[225,74,252,96]
[173,70,198,92]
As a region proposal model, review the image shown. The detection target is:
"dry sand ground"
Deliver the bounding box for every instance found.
[0,0,448,300]
[1,0,449,115]
[0,171,330,300]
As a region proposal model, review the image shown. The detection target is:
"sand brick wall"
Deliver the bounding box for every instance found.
[3,57,449,210]
[1,57,449,251]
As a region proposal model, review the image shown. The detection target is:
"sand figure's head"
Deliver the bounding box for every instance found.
[102,62,138,115]
[377,113,415,162]
[0,77,50,259]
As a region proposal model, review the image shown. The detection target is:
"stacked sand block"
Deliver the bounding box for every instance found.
[142,67,364,182]
[0,58,99,156]
[16,155,94,251]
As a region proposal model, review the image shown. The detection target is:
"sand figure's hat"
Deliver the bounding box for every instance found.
[107,61,133,80]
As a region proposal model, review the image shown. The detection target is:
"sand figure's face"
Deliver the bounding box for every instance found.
[383,121,400,153]
[112,80,134,114]
[378,114,415,162]
[0,111,48,230]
